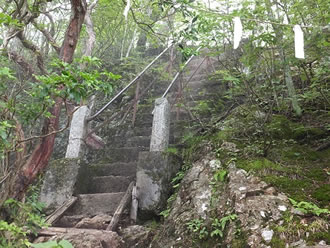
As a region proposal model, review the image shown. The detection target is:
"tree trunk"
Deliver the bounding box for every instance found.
[265,0,302,116]
[8,0,87,200]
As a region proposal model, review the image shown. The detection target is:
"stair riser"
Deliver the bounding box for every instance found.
[91,162,137,177]
[88,176,131,193]
[106,136,151,148]
[67,193,125,216]
[102,147,144,163]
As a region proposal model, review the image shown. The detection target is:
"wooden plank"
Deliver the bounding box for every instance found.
[39,227,114,236]
[45,196,77,225]
[106,181,134,231]
[130,185,138,224]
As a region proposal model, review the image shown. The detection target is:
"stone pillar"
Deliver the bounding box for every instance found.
[150,97,170,151]
[136,97,171,217]
[65,106,90,158]
[40,105,91,212]
[39,158,81,214]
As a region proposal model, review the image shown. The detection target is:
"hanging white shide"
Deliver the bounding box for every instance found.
[233,17,243,49]
[123,0,131,20]
[294,25,305,59]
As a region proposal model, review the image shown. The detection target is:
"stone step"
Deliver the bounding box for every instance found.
[185,64,209,75]
[67,192,125,216]
[182,74,208,83]
[90,162,137,177]
[106,135,150,148]
[102,147,146,163]
[126,136,151,148]
[132,127,152,136]
[133,113,153,126]
[89,176,131,193]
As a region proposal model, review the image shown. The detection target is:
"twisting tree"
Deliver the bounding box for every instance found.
[0,0,87,205]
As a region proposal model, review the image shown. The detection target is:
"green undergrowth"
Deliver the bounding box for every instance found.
[209,106,330,209]
[207,106,330,245]
[156,97,329,246]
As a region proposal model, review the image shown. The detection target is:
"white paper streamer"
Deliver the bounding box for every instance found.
[123,0,131,20]
[233,17,243,49]
[294,25,304,59]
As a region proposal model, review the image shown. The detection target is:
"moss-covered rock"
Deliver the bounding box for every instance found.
[266,114,326,141]
[312,184,330,207]
[237,158,281,173]
[280,145,319,161]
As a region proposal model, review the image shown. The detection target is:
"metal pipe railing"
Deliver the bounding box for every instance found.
[87,43,174,122]
[162,46,202,98]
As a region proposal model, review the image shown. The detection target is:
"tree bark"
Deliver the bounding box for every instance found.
[60,0,87,64]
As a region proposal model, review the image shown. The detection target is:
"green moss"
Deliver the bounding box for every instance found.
[292,126,326,140]
[318,148,330,160]
[269,236,286,248]
[281,145,319,161]
[306,168,327,181]
[307,231,330,244]
[312,184,330,207]
[266,115,325,141]
[266,115,299,139]
[263,176,312,202]
[50,158,80,188]
[211,129,232,143]
[237,158,283,173]
[231,231,249,248]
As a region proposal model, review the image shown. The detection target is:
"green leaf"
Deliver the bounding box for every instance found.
[58,240,74,248]
[31,241,58,248]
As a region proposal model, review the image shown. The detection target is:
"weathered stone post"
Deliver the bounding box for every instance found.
[149,98,170,152]
[136,98,171,216]
[65,106,90,158]
[40,105,91,213]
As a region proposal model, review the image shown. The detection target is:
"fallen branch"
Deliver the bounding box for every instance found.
[106,181,134,231]
[45,196,78,225]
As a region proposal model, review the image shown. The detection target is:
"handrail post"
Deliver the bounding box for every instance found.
[136,97,171,215]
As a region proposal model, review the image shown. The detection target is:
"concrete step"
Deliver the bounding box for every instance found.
[102,147,146,163]
[134,113,153,126]
[67,192,125,216]
[126,136,150,148]
[89,176,131,193]
[132,126,152,136]
[90,162,137,177]
[106,135,150,148]
[182,74,208,83]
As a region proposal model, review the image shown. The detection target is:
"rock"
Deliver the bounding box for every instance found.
[264,187,277,195]
[291,239,307,247]
[36,229,124,248]
[255,110,266,119]
[75,214,112,229]
[150,153,314,248]
[119,225,151,248]
[221,141,240,153]
[56,215,85,228]
[261,229,274,243]
[292,208,306,216]
[278,205,287,212]
[209,159,221,170]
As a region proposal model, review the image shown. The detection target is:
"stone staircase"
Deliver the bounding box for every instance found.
[39,54,220,246]
[58,111,154,222]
